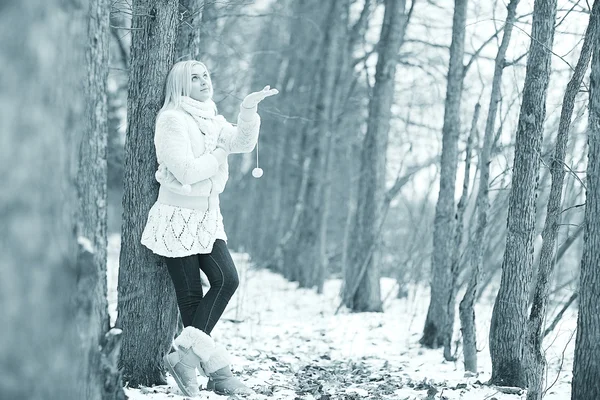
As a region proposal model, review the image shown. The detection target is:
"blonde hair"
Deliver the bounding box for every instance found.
[159,60,213,113]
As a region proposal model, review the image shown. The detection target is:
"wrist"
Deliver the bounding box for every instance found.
[239,102,257,121]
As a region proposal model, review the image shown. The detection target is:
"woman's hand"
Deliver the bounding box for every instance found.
[241,85,279,109]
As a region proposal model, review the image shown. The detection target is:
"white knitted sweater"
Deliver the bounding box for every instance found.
[141,102,261,257]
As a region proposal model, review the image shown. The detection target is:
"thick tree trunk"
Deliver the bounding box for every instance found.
[459,0,520,373]
[527,4,598,399]
[0,1,90,398]
[77,0,126,398]
[343,0,409,312]
[421,0,468,348]
[116,0,180,387]
[571,18,600,400]
[489,0,557,387]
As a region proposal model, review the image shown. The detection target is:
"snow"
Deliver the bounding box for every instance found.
[107,234,575,399]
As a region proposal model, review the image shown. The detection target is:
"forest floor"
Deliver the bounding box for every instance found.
[107,235,576,400]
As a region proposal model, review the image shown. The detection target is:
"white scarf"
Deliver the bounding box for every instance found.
[179,96,225,155]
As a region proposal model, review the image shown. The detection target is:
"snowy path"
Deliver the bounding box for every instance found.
[108,235,575,400]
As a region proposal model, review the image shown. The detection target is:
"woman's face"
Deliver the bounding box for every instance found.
[189,64,212,102]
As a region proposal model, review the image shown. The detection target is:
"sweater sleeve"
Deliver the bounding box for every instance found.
[155,110,220,185]
[217,104,261,154]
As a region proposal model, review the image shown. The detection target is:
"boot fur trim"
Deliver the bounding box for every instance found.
[202,344,232,374]
[173,326,216,363]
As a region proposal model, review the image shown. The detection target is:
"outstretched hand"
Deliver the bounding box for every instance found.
[242,85,279,109]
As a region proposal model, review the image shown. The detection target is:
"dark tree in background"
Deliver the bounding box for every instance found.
[177,0,203,60]
[343,0,411,312]
[283,0,348,290]
[116,0,180,387]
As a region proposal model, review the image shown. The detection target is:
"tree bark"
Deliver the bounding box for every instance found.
[343,0,410,312]
[421,0,468,348]
[177,0,203,60]
[116,0,180,387]
[445,102,479,361]
[572,12,600,399]
[527,4,598,399]
[77,0,126,398]
[459,0,520,373]
[489,0,557,388]
[0,1,90,398]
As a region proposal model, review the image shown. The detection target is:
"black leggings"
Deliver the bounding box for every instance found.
[165,239,239,335]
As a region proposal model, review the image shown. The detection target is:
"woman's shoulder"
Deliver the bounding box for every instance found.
[157,107,187,122]
[156,108,192,132]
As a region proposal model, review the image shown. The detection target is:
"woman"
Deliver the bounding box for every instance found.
[140,60,277,397]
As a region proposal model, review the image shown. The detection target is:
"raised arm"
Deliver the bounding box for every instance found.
[217,104,261,154]
[217,85,278,154]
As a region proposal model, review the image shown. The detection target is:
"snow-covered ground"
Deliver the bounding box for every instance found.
[107,234,576,399]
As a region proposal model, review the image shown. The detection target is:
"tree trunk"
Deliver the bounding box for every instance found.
[176,0,218,61]
[445,102,479,361]
[489,0,557,387]
[116,0,180,387]
[242,5,289,261]
[177,0,203,60]
[284,0,346,290]
[343,0,409,312]
[0,1,91,398]
[77,0,126,398]
[247,0,321,267]
[571,15,600,400]
[459,0,520,373]
[421,0,468,348]
[527,4,598,399]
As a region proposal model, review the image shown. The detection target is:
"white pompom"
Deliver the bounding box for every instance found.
[182,184,192,193]
[155,169,162,182]
[252,167,263,178]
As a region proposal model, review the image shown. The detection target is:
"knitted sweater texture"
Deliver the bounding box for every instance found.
[140,100,260,257]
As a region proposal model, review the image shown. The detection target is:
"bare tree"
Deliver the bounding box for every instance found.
[343,0,412,311]
[459,0,520,373]
[445,102,479,361]
[283,0,348,289]
[421,0,468,348]
[527,3,598,398]
[572,6,600,398]
[489,0,558,387]
[77,0,126,398]
[116,0,180,387]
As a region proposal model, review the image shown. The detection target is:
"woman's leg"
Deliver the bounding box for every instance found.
[191,239,239,334]
[165,255,204,327]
